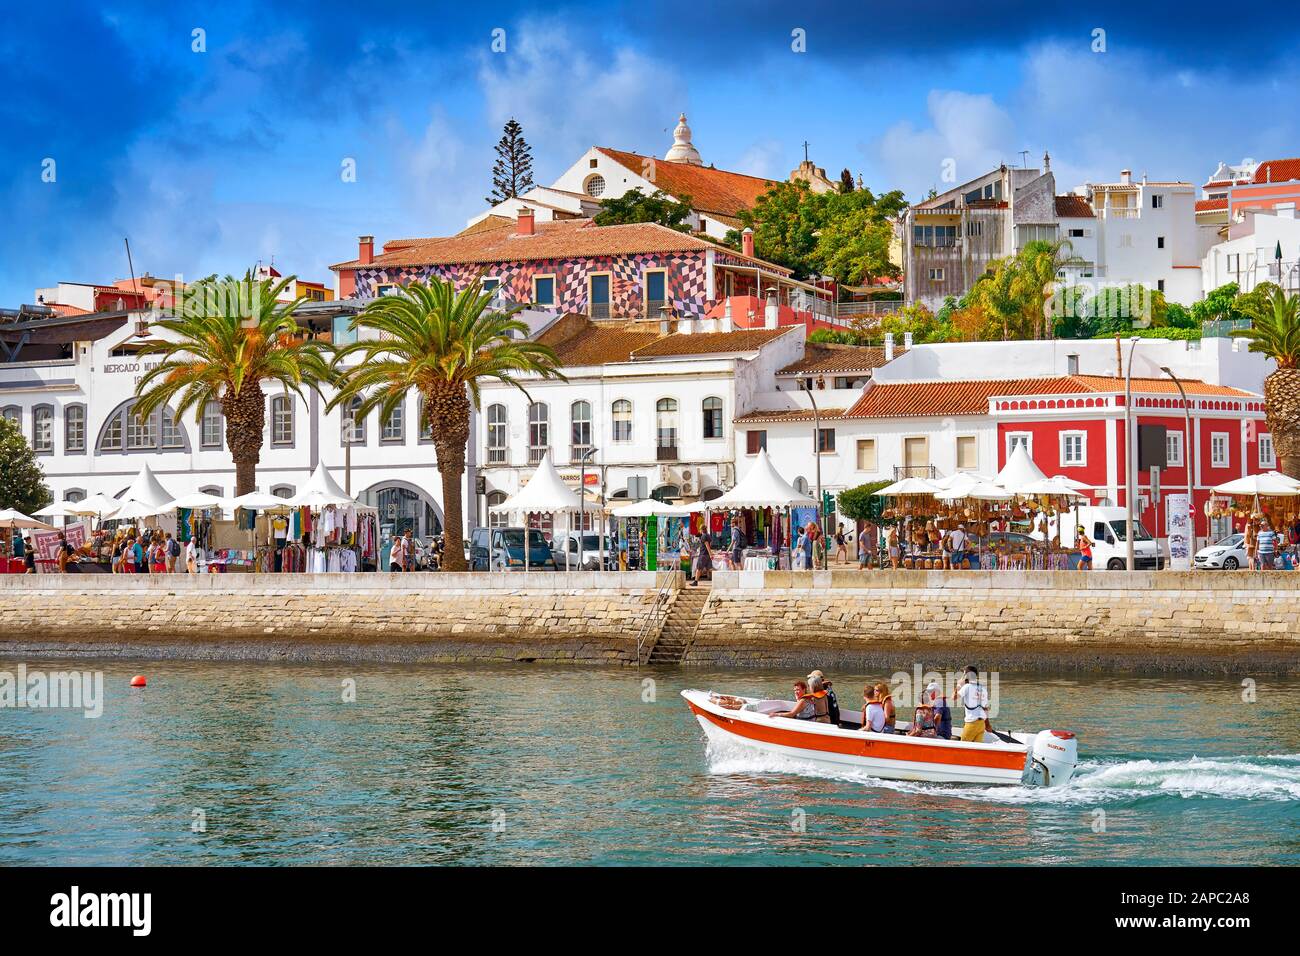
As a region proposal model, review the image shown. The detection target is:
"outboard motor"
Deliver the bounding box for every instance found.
[1024,730,1078,787]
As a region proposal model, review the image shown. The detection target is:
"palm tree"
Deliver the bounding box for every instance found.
[329,277,564,570]
[134,274,332,496]
[1234,287,1300,478]
[973,259,1025,341]
[1013,239,1085,339]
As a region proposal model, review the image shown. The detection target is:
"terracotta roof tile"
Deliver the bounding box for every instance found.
[1196,197,1228,212]
[333,218,787,272]
[778,343,889,376]
[1054,195,1094,218]
[845,375,1256,419]
[1253,158,1300,184]
[630,327,793,359]
[540,320,664,367]
[735,408,848,423]
[596,147,778,220]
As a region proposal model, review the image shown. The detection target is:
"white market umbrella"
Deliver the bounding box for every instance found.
[611,499,696,518]
[33,501,89,519]
[1211,474,1300,497]
[106,498,168,521]
[1019,478,1088,499]
[708,448,816,508]
[78,493,122,515]
[119,462,176,510]
[165,491,227,511]
[930,471,994,491]
[875,476,940,497]
[994,443,1049,494]
[936,480,1012,502]
[225,491,290,511]
[1049,474,1095,492]
[1264,471,1300,490]
[0,508,54,530]
[290,463,355,508]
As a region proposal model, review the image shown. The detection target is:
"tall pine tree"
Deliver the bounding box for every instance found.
[485,118,535,205]
[0,416,51,515]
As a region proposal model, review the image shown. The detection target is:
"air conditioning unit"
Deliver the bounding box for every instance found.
[660,465,678,484]
[680,469,696,496]
[719,462,735,486]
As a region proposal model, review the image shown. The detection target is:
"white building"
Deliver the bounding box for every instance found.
[1201,204,1300,296]
[1085,170,1201,305]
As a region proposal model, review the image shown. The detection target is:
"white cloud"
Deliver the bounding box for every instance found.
[736,139,785,179]
[875,91,1018,198]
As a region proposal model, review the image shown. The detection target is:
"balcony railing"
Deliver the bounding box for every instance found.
[894,464,938,479]
[486,447,508,465]
[528,445,548,465]
[589,303,611,321]
[569,445,594,465]
[656,444,678,462]
[1103,207,1140,219]
[646,298,668,317]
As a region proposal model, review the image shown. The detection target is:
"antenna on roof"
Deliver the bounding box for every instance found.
[124,237,139,299]
[1018,150,1030,168]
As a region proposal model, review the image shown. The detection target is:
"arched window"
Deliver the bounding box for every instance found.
[32,404,54,454]
[701,396,723,440]
[528,402,549,464]
[656,398,678,451]
[64,403,87,454]
[342,396,365,445]
[1,406,21,430]
[486,404,508,464]
[96,400,190,454]
[199,485,223,497]
[486,490,508,528]
[793,476,810,496]
[570,400,592,463]
[381,400,404,444]
[271,484,295,499]
[270,395,294,446]
[612,399,632,443]
[65,488,86,503]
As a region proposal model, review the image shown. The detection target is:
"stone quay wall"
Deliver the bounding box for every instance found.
[0,572,672,665]
[0,570,1296,671]
[689,570,1300,672]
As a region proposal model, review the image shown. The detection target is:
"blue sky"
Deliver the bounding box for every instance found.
[2,1,1296,304]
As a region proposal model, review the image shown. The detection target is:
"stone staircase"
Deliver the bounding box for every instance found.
[645,582,710,665]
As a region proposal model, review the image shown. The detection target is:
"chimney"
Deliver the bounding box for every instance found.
[884,332,895,361]
[720,298,733,332]
[1120,169,1132,185]
[358,235,374,266]
[741,227,755,258]
[516,207,535,236]
[903,331,913,351]
[658,303,676,335]
[679,314,695,334]
[763,290,778,329]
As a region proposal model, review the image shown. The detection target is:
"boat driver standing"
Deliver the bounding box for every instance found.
[956,665,990,742]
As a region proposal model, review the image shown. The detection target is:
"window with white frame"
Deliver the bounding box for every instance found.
[1259,434,1275,468]
[271,395,293,445]
[655,398,678,448]
[202,401,223,449]
[1165,431,1184,467]
[1211,432,1229,468]
[528,402,549,464]
[160,409,184,449]
[1006,432,1032,457]
[570,400,593,462]
[32,405,53,453]
[486,404,508,464]
[486,491,509,528]
[612,399,632,442]
[856,438,877,471]
[65,404,86,453]
[702,397,723,440]
[381,402,404,443]
[342,397,366,445]
[1061,431,1086,467]
[928,267,944,281]
[127,409,156,449]
[956,435,978,471]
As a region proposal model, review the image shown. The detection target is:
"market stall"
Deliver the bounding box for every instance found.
[703,449,817,571]
[609,499,697,572]
[488,451,584,570]
[1208,473,1300,568]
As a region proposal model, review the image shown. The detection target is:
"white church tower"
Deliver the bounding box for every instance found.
[664,113,703,166]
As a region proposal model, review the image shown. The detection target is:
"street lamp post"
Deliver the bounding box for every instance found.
[1161,366,1195,558]
[578,446,598,570]
[1124,336,1141,571]
[344,415,355,496]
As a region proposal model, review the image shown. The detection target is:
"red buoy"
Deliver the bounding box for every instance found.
[130,675,147,688]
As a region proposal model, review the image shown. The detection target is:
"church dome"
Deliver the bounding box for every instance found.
[664,113,702,166]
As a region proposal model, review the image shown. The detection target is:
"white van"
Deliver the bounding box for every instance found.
[1049,505,1164,571]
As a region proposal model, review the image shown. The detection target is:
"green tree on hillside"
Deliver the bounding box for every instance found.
[0,416,52,515]
[593,189,694,232]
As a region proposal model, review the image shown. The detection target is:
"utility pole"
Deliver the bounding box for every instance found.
[1124,337,1141,571]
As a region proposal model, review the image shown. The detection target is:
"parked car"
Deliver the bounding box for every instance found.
[550,533,617,570]
[1194,533,1248,570]
[1050,505,1164,570]
[469,527,556,571]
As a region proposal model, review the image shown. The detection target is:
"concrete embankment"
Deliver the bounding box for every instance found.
[0,570,1296,673]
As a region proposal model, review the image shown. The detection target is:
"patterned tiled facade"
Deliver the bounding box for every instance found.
[352,250,713,319]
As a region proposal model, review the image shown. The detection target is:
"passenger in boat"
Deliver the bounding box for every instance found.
[771,680,816,720]
[862,686,887,733]
[925,681,952,739]
[808,670,839,724]
[907,697,937,737]
[874,682,897,732]
[956,665,990,742]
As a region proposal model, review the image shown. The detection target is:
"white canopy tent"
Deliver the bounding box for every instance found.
[994,443,1049,494]
[708,449,817,509]
[0,508,53,530]
[1019,478,1088,499]
[33,500,91,520]
[119,463,176,510]
[488,452,585,569]
[78,493,122,517]
[1049,474,1095,492]
[165,491,228,512]
[1264,471,1300,491]
[610,500,699,518]
[290,463,356,509]
[225,491,291,511]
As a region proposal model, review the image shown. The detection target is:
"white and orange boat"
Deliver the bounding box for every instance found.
[682,689,1079,788]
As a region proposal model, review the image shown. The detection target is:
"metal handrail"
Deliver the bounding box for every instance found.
[635,569,680,666]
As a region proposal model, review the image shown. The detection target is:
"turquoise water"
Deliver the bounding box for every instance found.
[0,659,1296,865]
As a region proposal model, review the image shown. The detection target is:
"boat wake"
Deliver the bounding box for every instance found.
[705,739,1300,805]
